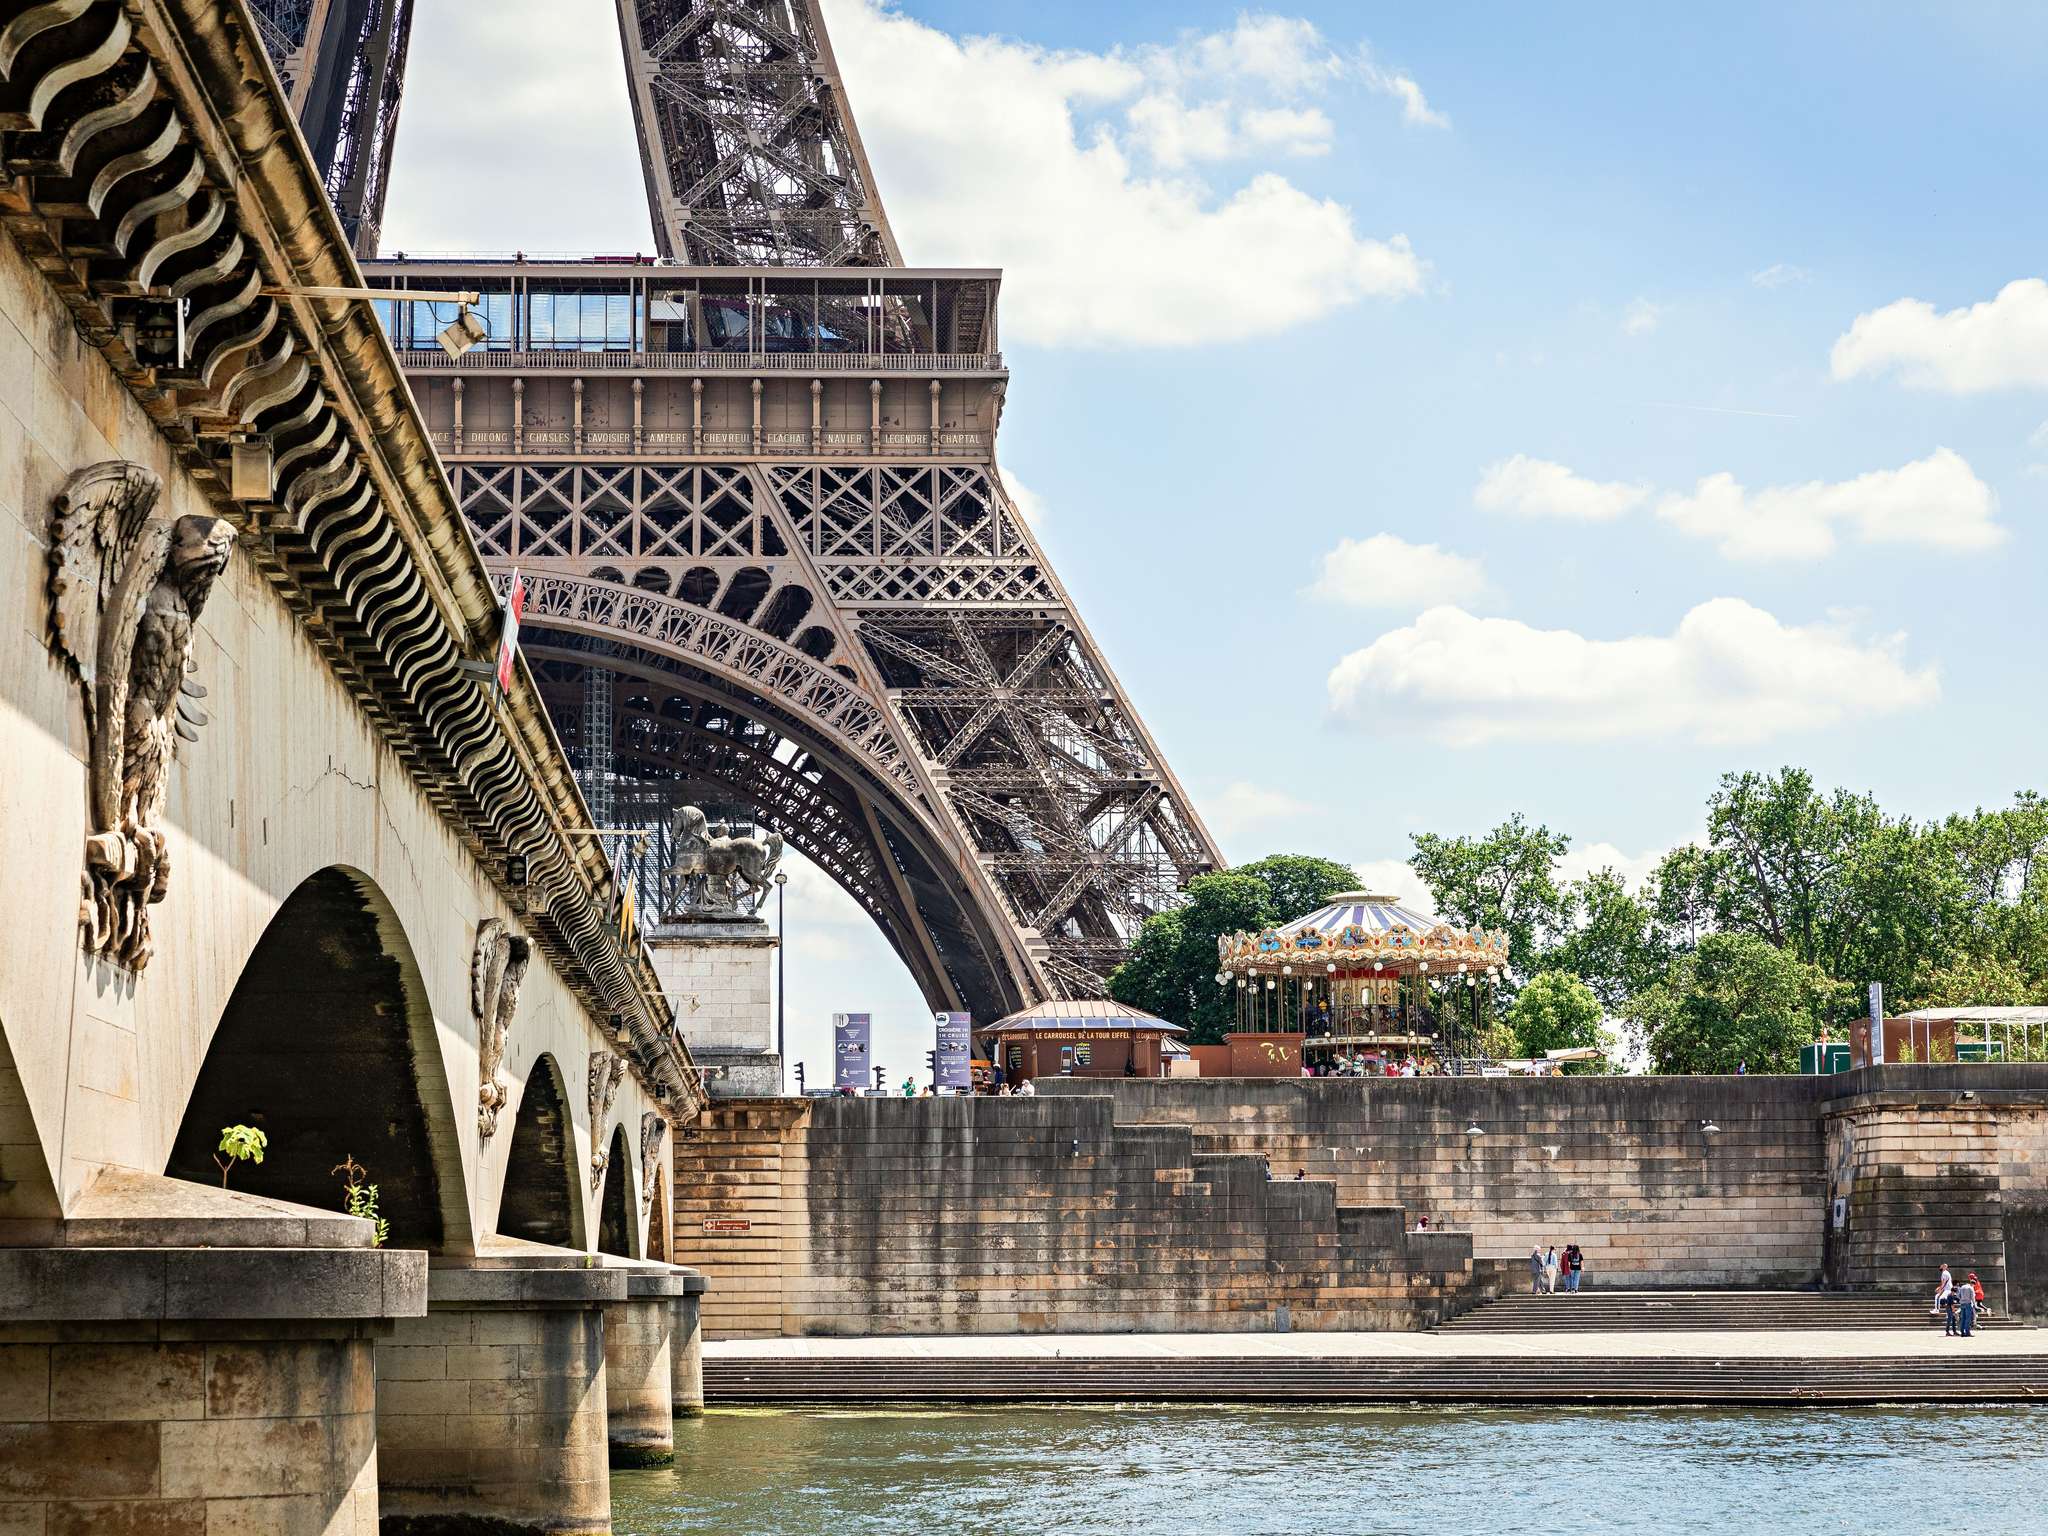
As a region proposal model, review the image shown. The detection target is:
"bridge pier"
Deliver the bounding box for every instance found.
[601,1268,690,1467]
[673,1272,708,1418]
[376,1255,623,1535]
[0,1180,423,1535]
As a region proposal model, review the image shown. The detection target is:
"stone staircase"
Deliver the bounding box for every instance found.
[1437,1289,2026,1332]
[705,1352,2048,1406]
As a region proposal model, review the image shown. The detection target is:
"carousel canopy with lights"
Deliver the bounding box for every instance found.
[1217,892,1508,978]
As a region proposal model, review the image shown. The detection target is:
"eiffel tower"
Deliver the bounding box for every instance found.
[260,0,1220,1020]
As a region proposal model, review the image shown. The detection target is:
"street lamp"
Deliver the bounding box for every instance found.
[774,870,789,1094]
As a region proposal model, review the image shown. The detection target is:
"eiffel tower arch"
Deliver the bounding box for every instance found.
[257,0,1221,1019]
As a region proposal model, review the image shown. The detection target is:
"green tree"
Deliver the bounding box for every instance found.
[1626,932,1822,1074]
[1687,767,1963,992]
[1506,970,1604,1062]
[1409,813,1571,985]
[1549,868,1667,1011]
[1107,855,1358,1045]
[1233,854,1360,928]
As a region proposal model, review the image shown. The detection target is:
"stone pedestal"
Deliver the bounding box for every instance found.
[601,1270,689,1467]
[377,1253,625,1535]
[672,1270,708,1418]
[0,1176,424,1536]
[646,916,780,1098]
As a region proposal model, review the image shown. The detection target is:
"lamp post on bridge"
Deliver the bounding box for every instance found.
[774,870,788,1095]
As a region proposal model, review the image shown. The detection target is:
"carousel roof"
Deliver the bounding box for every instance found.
[982,999,1186,1034]
[1278,892,1437,939]
[1217,891,1508,975]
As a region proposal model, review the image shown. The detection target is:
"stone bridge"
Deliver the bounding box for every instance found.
[0,2,707,1530]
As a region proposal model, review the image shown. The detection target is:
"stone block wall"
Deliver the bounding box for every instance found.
[1039,1077,1831,1287]
[1820,1072,2048,1317]
[0,1323,380,1535]
[670,1071,2048,1337]
[672,1096,1478,1338]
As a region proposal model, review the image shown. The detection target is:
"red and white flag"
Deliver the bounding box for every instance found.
[494,567,526,692]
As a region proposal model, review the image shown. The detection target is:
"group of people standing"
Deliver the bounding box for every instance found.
[1530,1243,1584,1293]
[1933,1263,1987,1336]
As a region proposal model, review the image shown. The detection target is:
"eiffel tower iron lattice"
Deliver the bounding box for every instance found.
[335,0,1221,1019]
[248,0,413,257]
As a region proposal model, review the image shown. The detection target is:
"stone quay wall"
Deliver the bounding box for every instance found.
[672,1096,1478,1338]
[673,1070,2048,1337]
[1036,1076,1831,1288]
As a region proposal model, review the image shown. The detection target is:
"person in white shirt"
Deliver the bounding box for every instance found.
[1016,1078,1035,1096]
[1934,1263,1957,1334]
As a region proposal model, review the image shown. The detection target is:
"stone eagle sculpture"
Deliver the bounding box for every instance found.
[639,1111,668,1214]
[587,1050,627,1190]
[662,803,783,916]
[472,917,533,1137]
[46,461,234,971]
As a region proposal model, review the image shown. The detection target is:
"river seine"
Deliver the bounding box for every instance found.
[612,1402,2048,1534]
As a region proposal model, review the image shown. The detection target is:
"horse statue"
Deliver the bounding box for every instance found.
[662,804,784,916]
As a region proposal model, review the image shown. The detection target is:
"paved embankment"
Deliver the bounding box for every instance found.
[1437,1290,2025,1332]
[706,1329,2048,1406]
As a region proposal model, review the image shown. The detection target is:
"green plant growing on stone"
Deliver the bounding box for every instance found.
[331,1155,389,1247]
[214,1124,267,1187]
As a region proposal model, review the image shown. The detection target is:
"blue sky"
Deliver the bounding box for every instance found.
[383,2,2047,1083]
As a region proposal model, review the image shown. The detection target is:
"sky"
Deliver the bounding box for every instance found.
[380,1,2048,1084]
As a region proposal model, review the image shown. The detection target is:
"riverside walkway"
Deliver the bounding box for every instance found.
[705,1327,2048,1406]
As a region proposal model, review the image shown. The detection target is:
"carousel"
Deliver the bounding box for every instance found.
[1215,892,1509,1071]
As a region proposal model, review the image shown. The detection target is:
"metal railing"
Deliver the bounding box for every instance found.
[1887,1017,2048,1065]
[421,429,995,460]
[398,347,1005,374]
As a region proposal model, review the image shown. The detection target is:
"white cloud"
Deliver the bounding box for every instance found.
[1173,14,1341,92]
[1557,840,1681,893]
[1475,455,1650,522]
[380,0,653,253]
[1204,781,1316,843]
[830,0,1427,346]
[1831,278,2048,392]
[1325,598,1939,747]
[1126,93,1237,167]
[1359,58,1449,128]
[1751,263,1811,289]
[1351,859,1433,913]
[1308,533,1487,611]
[998,463,1047,525]
[1655,448,2001,561]
[1623,298,1665,335]
[1241,106,1336,157]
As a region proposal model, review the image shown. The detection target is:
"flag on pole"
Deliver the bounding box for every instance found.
[494,567,526,693]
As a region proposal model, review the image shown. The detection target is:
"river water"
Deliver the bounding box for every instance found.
[613,1403,2048,1534]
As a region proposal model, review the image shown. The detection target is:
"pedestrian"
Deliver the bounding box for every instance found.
[1016,1077,1035,1097]
[1933,1263,1956,1333]
[1959,1272,1979,1337]
[1295,1168,1306,1180]
[1564,1243,1583,1293]
[1543,1245,1561,1294]
[901,1077,916,1097]
[1529,1245,1545,1295]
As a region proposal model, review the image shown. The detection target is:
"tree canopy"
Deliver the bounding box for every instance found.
[1107,854,1356,1045]
[1112,770,2047,1071]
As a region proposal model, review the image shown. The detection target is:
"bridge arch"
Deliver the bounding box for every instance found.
[165,865,472,1253]
[595,1122,637,1259]
[525,622,1029,1024]
[495,1051,586,1250]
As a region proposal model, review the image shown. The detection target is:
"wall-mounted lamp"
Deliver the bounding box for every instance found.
[1465,1124,1486,1138]
[1700,1119,1720,1134]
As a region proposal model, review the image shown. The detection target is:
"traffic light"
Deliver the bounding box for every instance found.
[872,1064,885,1092]
[924,1049,937,1087]
[793,1061,806,1093]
